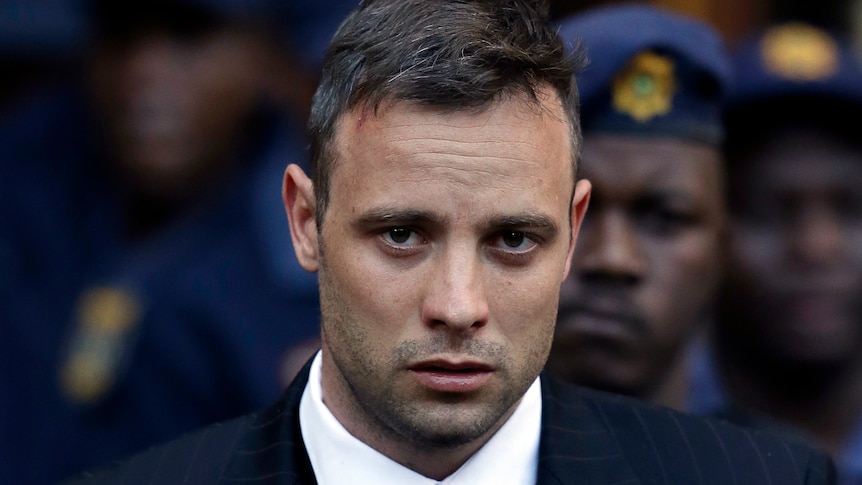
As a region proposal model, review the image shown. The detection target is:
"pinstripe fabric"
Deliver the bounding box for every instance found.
[65,364,835,485]
[537,377,836,485]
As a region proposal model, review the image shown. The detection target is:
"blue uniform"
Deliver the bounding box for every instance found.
[689,343,862,485]
[0,85,320,484]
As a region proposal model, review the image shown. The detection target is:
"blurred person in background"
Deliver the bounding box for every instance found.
[0,0,342,482]
[690,21,862,485]
[547,4,729,411]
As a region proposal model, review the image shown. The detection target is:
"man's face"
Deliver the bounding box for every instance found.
[293,90,589,453]
[89,22,268,199]
[549,134,724,396]
[722,129,862,364]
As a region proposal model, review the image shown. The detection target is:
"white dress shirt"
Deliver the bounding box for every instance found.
[299,351,542,485]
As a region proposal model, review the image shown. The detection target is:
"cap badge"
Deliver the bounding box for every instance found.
[761,23,838,81]
[612,51,676,122]
[59,286,142,404]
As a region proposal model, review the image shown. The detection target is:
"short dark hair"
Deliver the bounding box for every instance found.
[308,0,584,225]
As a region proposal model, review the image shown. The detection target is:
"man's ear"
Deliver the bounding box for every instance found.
[563,179,592,281]
[283,164,319,273]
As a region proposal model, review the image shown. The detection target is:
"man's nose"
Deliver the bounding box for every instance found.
[789,203,846,269]
[576,210,646,287]
[420,245,490,332]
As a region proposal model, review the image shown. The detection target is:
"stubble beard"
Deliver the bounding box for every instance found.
[317,268,537,453]
[322,310,526,450]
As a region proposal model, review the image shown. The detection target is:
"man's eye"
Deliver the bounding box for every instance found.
[640,207,697,235]
[497,231,536,253]
[502,231,526,248]
[382,227,420,246]
[389,228,411,243]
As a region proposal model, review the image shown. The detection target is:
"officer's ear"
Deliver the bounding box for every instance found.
[283,164,319,273]
[563,178,591,281]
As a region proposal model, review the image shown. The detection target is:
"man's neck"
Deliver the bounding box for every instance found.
[301,351,541,483]
[648,350,690,412]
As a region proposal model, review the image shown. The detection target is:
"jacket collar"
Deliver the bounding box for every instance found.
[536,374,641,485]
[222,358,318,485]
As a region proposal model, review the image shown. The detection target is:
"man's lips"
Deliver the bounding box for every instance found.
[408,359,494,393]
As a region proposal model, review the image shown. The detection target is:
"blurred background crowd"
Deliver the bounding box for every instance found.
[0,0,861,484]
[0,1,351,483]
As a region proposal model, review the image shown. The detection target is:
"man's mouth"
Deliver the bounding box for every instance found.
[557,303,647,342]
[408,359,494,393]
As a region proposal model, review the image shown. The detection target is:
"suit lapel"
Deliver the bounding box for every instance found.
[220,359,317,485]
[536,375,641,485]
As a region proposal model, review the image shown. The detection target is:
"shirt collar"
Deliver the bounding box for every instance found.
[299,351,541,485]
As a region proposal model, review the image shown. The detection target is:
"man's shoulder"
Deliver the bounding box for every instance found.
[541,377,836,484]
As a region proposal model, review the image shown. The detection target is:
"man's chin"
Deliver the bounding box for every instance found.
[387,403,507,449]
[569,367,646,397]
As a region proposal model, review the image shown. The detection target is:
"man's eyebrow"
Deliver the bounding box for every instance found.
[484,214,560,234]
[639,189,700,205]
[354,208,445,228]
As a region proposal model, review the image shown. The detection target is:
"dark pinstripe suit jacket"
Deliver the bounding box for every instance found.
[67,362,835,485]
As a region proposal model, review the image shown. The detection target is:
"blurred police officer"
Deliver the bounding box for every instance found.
[0,0,322,483]
[547,4,729,411]
[691,21,862,485]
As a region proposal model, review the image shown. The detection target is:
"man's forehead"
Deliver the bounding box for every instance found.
[583,135,721,180]
[329,89,575,178]
[337,85,569,134]
[323,92,576,215]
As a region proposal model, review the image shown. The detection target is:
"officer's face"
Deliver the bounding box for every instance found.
[89,20,269,200]
[722,128,862,364]
[549,134,725,399]
[284,89,590,473]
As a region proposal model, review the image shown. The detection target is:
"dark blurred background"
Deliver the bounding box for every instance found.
[551,0,862,51]
[3,0,862,118]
